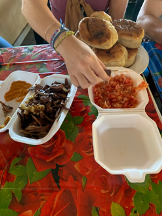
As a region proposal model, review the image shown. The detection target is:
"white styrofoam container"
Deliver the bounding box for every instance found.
[0,71,77,145]
[88,67,162,183]
[0,71,40,132]
[88,67,149,112]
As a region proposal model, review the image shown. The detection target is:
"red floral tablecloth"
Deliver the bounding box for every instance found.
[0,45,162,216]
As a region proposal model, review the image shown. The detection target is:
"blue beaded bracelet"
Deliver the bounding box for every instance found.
[50,19,69,49]
[50,29,68,49]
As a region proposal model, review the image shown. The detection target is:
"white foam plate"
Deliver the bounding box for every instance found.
[0,71,40,132]
[9,74,77,145]
[129,45,149,74]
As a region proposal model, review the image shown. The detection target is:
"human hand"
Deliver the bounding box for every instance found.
[57,35,110,89]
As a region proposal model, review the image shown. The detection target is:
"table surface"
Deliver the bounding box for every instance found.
[0,44,162,216]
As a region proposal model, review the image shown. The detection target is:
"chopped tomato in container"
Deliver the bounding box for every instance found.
[93,74,148,108]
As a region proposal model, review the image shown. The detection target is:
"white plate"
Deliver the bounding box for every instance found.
[0,71,40,132]
[129,45,149,74]
[9,74,77,145]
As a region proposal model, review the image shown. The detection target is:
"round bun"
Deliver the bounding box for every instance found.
[112,19,144,48]
[93,43,128,67]
[75,30,83,41]
[90,11,112,22]
[125,47,138,67]
[79,17,118,49]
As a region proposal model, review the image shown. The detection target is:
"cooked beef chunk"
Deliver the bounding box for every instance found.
[18,78,71,139]
[104,69,111,76]
[0,101,13,116]
[29,84,42,92]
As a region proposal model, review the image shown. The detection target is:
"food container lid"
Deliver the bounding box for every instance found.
[93,112,162,183]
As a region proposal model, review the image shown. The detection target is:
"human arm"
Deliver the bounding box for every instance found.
[21,0,109,89]
[136,0,162,44]
[108,0,129,20]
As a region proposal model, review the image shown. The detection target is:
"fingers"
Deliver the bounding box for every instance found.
[70,74,91,89]
[82,66,102,85]
[75,73,91,89]
[97,57,107,69]
[91,58,110,83]
[69,58,110,88]
[70,75,80,87]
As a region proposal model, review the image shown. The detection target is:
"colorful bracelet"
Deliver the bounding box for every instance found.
[50,28,68,49]
[54,31,75,52]
[50,19,69,49]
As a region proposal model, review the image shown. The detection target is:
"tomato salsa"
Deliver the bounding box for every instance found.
[93,74,148,108]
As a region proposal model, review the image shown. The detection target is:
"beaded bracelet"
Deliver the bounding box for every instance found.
[50,28,68,49]
[54,31,75,52]
[50,19,69,49]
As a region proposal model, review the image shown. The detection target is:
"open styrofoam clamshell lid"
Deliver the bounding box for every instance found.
[93,112,162,183]
[88,67,149,112]
[0,71,40,132]
[9,73,77,145]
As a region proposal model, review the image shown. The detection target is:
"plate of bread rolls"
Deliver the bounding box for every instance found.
[76,11,149,74]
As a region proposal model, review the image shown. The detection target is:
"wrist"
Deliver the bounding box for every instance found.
[54,31,75,52]
[56,34,76,55]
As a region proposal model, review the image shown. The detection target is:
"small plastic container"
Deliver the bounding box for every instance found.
[88,67,162,183]
[0,71,77,145]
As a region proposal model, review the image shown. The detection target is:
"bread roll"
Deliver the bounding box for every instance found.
[125,47,138,67]
[79,17,118,49]
[93,43,128,67]
[90,11,112,22]
[112,19,144,48]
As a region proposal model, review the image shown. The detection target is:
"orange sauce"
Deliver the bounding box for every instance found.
[4,80,32,102]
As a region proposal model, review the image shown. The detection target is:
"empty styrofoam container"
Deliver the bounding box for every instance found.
[88,67,162,183]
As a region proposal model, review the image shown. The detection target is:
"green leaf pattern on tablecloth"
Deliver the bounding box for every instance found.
[148,181,162,214]
[26,157,50,184]
[0,209,18,216]
[92,207,99,216]
[77,95,98,116]
[60,112,80,142]
[71,152,83,162]
[0,156,50,210]
[88,105,98,117]
[111,202,126,216]
[82,175,87,189]
[73,116,84,125]
[128,175,162,215]
[0,188,12,209]
[78,95,92,106]
[127,175,151,194]
[133,192,150,215]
